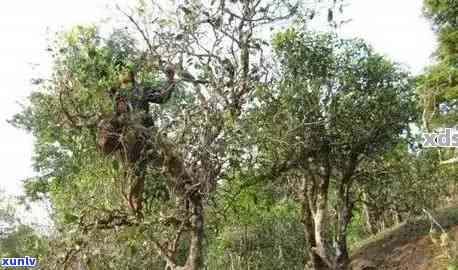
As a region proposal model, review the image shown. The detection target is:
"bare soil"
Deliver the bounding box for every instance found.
[351,207,458,270]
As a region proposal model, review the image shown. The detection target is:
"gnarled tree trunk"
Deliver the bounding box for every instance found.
[299,167,355,270]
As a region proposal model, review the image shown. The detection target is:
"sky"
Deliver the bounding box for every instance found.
[0,0,111,225]
[0,0,436,224]
[337,0,436,74]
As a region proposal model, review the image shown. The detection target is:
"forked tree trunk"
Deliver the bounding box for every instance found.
[335,183,352,270]
[361,191,378,235]
[302,204,331,270]
[184,194,204,270]
[300,173,354,270]
[168,194,204,270]
[300,176,333,270]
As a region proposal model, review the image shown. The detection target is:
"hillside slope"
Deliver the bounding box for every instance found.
[351,207,458,270]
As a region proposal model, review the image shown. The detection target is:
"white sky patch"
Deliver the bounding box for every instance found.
[0,0,111,226]
[0,0,436,225]
[337,0,436,75]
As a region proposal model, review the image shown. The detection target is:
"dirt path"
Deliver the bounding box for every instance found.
[351,207,458,270]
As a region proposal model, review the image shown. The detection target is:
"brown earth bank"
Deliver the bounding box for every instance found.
[351,206,458,270]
